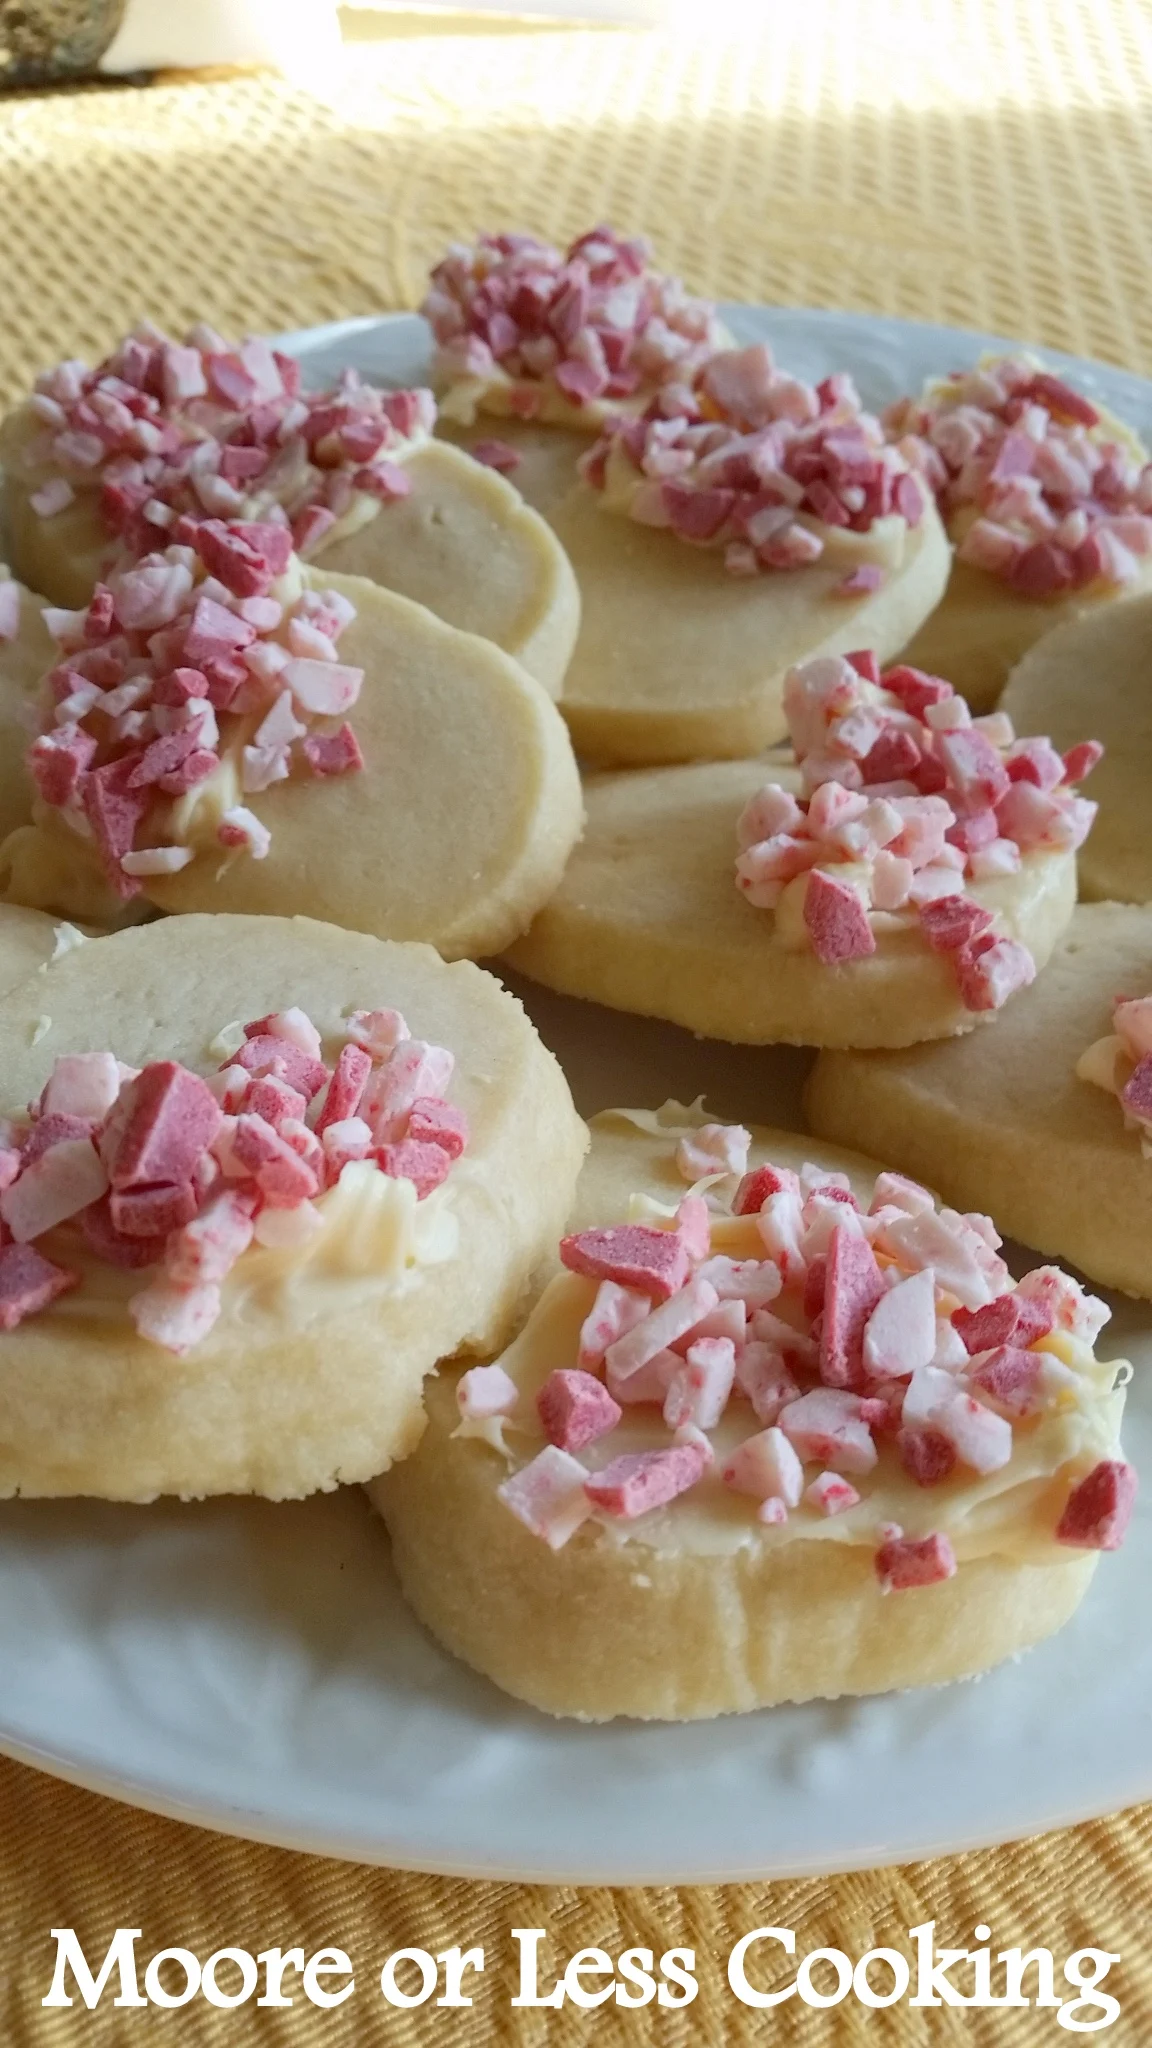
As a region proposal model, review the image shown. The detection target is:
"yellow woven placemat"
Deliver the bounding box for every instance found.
[2,3,1151,2039]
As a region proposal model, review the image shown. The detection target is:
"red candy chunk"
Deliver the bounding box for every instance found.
[584,1441,709,1518]
[195,518,293,597]
[953,1291,1052,1354]
[537,1368,622,1453]
[845,650,881,684]
[0,1242,79,1328]
[918,895,994,953]
[470,438,521,474]
[1120,1055,1152,1124]
[898,1426,958,1486]
[231,1115,320,1207]
[559,1225,690,1302]
[82,760,148,898]
[1023,372,1100,427]
[242,1075,307,1129]
[28,724,97,807]
[376,1138,453,1200]
[803,869,876,965]
[875,1530,957,1591]
[1062,740,1104,784]
[734,1163,798,1215]
[101,1062,223,1190]
[22,1112,95,1168]
[966,1344,1048,1418]
[81,1196,166,1269]
[231,1034,328,1101]
[1055,1460,1137,1550]
[406,1096,469,1160]
[314,1042,371,1135]
[881,665,952,719]
[819,1224,885,1389]
[109,1181,198,1240]
[935,728,1010,810]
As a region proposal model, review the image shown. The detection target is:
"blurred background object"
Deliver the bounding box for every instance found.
[0,0,343,84]
[0,0,126,85]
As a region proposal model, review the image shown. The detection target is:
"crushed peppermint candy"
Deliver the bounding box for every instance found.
[733,649,1102,1011]
[422,226,728,418]
[884,353,1152,596]
[1076,991,1152,1155]
[26,526,365,896]
[578,343,927,574]
[9,321,435,564]
[0,1006,467,1355]
[491,1147,1134,1578]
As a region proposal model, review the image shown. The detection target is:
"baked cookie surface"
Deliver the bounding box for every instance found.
[1001,591,1152,904]
[0,914,586,1502]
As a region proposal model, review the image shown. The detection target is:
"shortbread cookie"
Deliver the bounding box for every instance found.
[0,902,81,994]
[0,912,586,1501]
[808,902,1152,1300]
[424,226,729,432]
[0,574,54,842]
[2,528,582,958]
[0,329,578,693]
[551,345,952,763]
[374,1104,1131,1721]
[507,652,1093,1046]
[1001,591,1152,903]
[889,354,1152,710]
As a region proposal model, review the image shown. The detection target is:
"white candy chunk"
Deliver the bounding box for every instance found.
[205,1064,249,1112]
[577,1278,651,1369]
[695,1255,782,1308]
[736,783,804,847]
[164,1192,254,1286]
[663,1335,736,1431]
[121,846,195,876]
[345,1008,410,1061]
[253,1201,323,1250]
[804,1472,861,1516]
[0,1138,107,1241]
[675,1122,751,1182]
[261,1007,324,1058]
[604,1277,719,1381]
[779,1387,878,1475]
[930,1316,970,1370]
[800,1191,866,1259]
[902,1365,1013,1474]
[457,1363,519,1420]
[734,1339,800,1424]
[722,1426,804,1506]
[875,1209,993,1309]
[869,1170,935,1218]
[129,1279,222,1355]
[497,1446,592,1549]
[363,1039,454,1141]
[756,1496,789,1526]
[755,1189,807,1283]
[862,1267,938,1379]
[606,1344,680,1406]
[40,1050,121,1121]
[672,1421,715,1465]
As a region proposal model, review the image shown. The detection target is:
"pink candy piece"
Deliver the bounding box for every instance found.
[231,1114,319,1207]
[559,1224,689,1302]
[604,1277,719,1382]
[102,1061,223,1190]
[966,1344,1051,1418]
[584,1441,709,1518]
[129,1278,222,1356]
[301,723,364,778]
[40,1051,121,1123]
[164,1188,256,1286]
[577,1278,650,1370]
[28,724,97,808]
[954,934,1036,1012]
[406,1096,469,1160]
[1,1137,108,1242]
[1062,740,1104,784]
[470,439,522,473]
[109,1181,197,1240]
[1055,1459,1137,1550]
[874,1530,957,1591]
[833,564,884,597]
[232,1033,328,1101]
[918,895,994,952]
[819,1223,885,1389]
[1120,1055,1152,1125]
[22,1112,95,1169]
[537,1368,622,1452]
[81,1196,166,1270]
[376,1137,453,1200]
[803,869,876,965]
[242,1075,306,1129]
[314,1042,371,1135]
[897,1426,958,1487]
[734,1163,800,1215]
[861,1267,937,1379]
[952,1291,1053,1354]
[0,1242,79,1327]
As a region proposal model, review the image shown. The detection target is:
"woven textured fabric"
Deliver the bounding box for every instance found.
[2,3,1152,2039]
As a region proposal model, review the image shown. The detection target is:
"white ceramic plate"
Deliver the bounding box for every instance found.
[1,310,1150,1883]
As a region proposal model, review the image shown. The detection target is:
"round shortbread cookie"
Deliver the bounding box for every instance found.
[4,569,584,959]
[373,1108,1117,1721]
[0,579,54,843]
[435,418,588,520]
[1001,592,1152,904]
[504,759,1076,1047]
[0,913,587,1502]
[543,487,952,765]
[2,437,579,696]
[897,558,1152,716]
[0,902,78,993]
[807,901,1152,1300]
